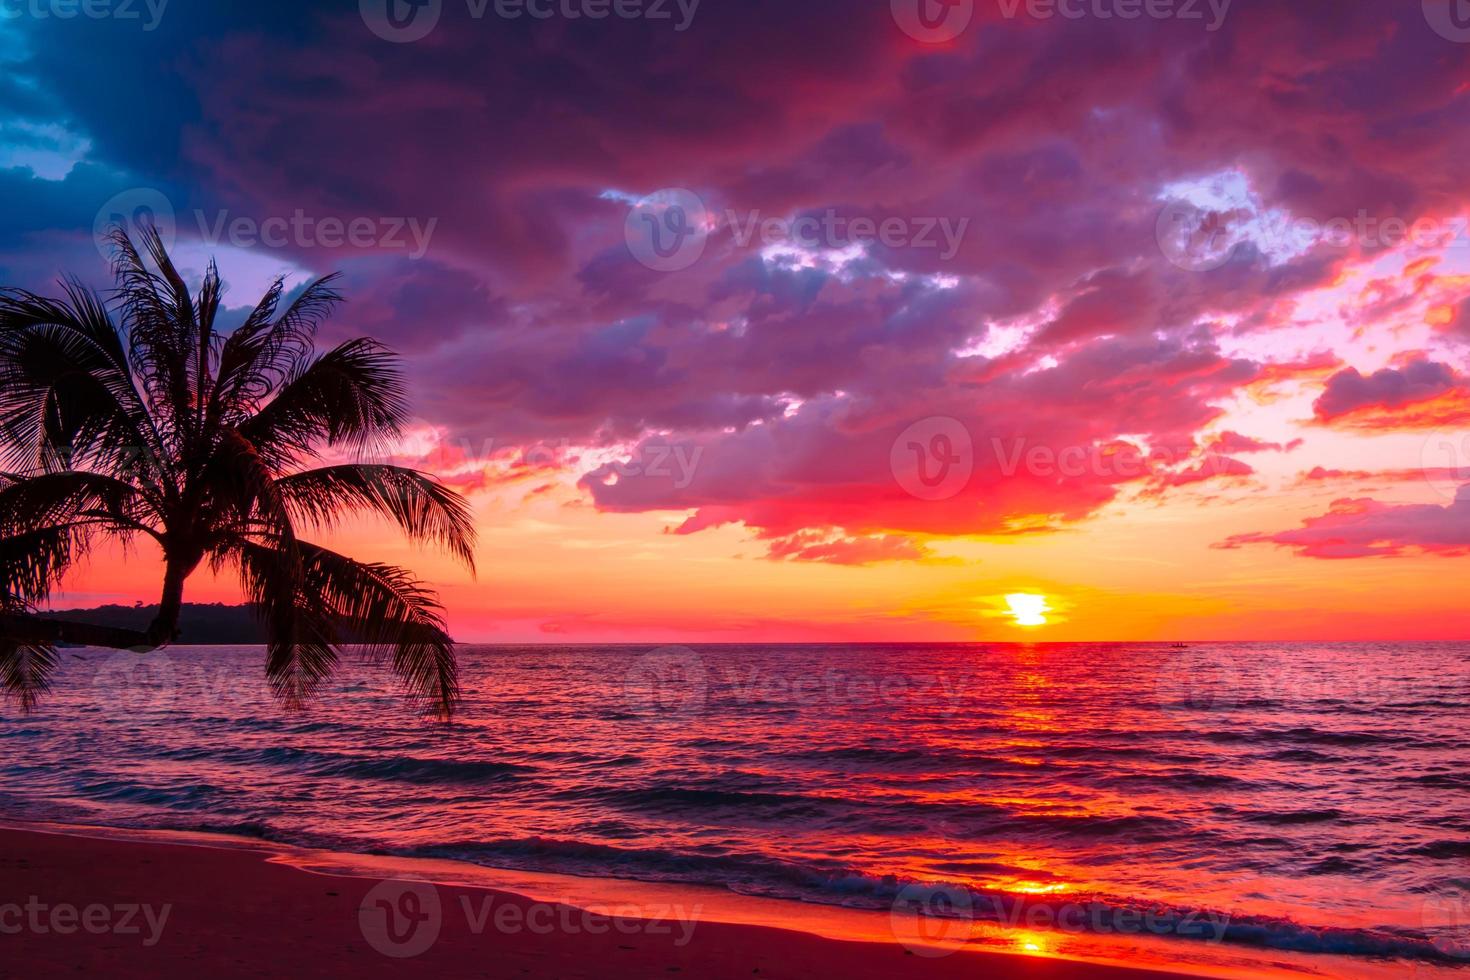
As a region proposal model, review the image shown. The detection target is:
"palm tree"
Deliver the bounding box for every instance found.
[0,226,474,717]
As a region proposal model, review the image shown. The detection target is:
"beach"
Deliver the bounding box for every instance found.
[0,824,1212,979]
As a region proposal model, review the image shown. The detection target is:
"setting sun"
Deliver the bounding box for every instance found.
[1004,593,1052,628]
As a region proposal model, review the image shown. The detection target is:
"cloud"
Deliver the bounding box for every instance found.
[1312,357,1470,430]
[1297,465,1470,486]
[6,1,1470,570]
[763,531,931,566]
[1151,454,1255,490]
[583,331,1262,557]
[1207,431,1302,455]
[1218,487,1470,559]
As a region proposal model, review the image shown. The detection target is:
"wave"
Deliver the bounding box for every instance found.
[1237,808,1345,826]
[595,785,826,814]
[151,745,532,785]
[404,837,1468,964]
[19,795,1390,964]
[71,776,235,809]
[782,745,937,768]
[1399,772,1470,790]
[182,820,276,839]
[1202,726,1417,748]
[580,780,1186,843]
[1104,769,1256,791]
[1260,747,1339,763]
[1405,840,1470,859]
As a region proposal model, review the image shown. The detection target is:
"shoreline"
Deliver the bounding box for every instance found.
[1,820,1438,979]
[2,821,1199,979]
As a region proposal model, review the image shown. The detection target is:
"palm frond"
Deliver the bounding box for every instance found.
[0,285,168,489]
[0,639,58,712]
[0,471,152,539]
[235,537,337,710]
[211,275,343,424]
[107,226,196,450]
[275,464,476,570]
[194,259,222,421]
[0,280,130,369]
[304,543,458,718]
[205,429,298,535]
[237,338,409,468]
[236,538,459,718]
[137,222,197,332]
[0,523,89,609]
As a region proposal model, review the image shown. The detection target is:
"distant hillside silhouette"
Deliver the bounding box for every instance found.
[44,604,265,645]
[40,604,455,645]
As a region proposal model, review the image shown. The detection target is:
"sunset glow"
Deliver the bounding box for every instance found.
[3,7,1470,646]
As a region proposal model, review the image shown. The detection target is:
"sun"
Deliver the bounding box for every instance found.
[1004,593,1051,628]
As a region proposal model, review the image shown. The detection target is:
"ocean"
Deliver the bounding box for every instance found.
[3,642,1467,971]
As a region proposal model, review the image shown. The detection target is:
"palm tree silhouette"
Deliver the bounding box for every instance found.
[0,227,474,716]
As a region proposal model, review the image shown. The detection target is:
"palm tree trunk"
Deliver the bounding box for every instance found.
[1,557,196,652]
[145,557,192,646]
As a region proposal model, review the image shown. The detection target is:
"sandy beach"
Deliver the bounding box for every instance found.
[0,824,1218,979]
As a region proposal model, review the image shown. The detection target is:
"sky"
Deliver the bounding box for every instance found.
[4,0,1470,642]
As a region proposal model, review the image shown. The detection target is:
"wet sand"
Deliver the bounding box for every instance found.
[0,824,1206,979]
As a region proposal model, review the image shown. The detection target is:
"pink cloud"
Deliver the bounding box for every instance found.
[18,1,1470,571]
[1208,431,1303,455]
[763,531,931,566]
[1313,357,1470,430]
[582,332,1262,558]
[1152,454,1255,490]
[1218,487,1470,559]
[1297,466,1470,486]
